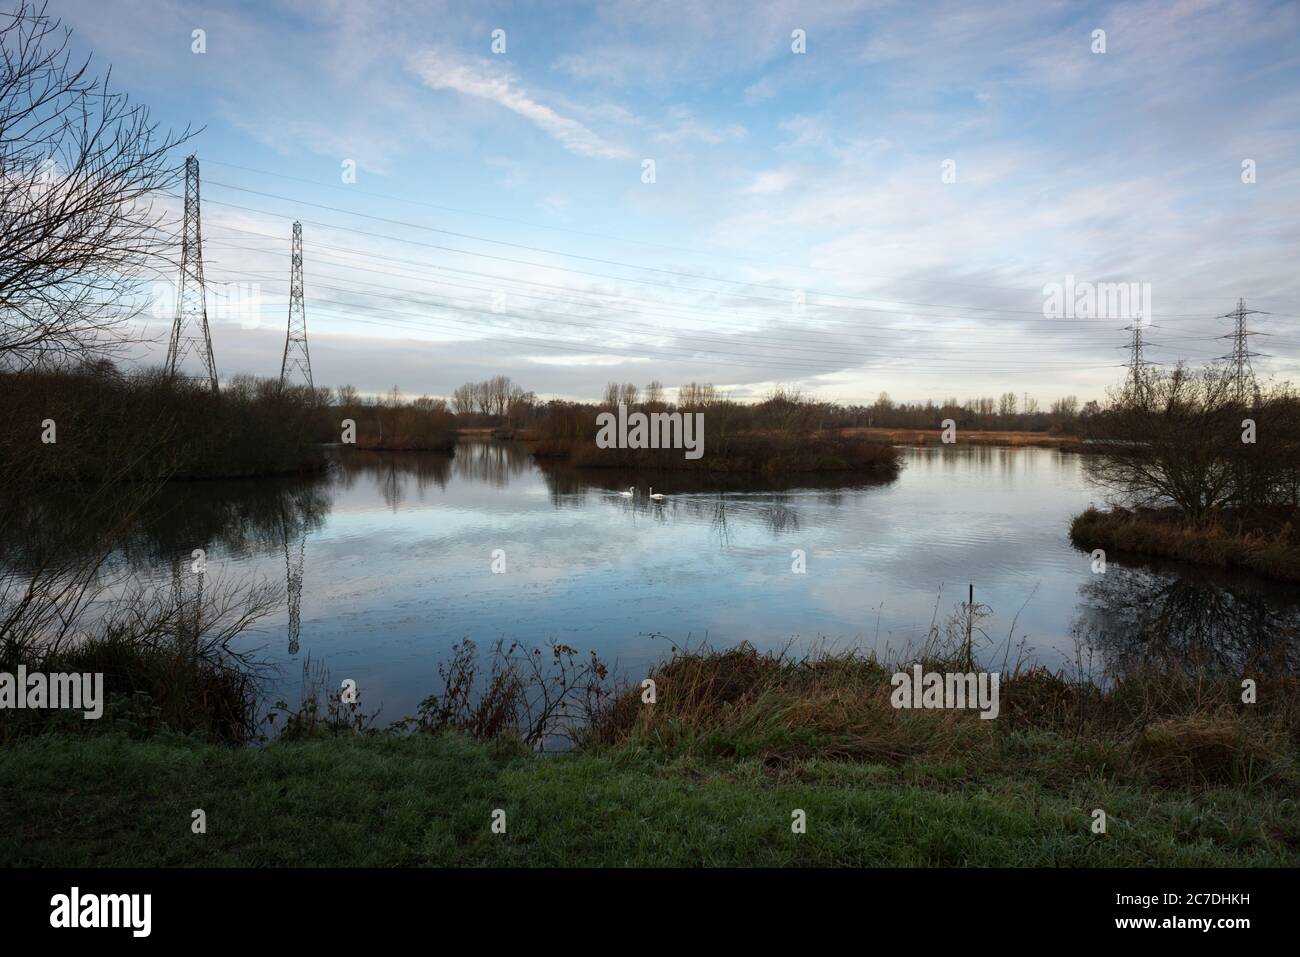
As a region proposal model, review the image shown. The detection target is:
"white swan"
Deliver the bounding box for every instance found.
[618,486,634,497]
[648,487,665,501]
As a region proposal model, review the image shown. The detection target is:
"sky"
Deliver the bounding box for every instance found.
[52,0,1300,405]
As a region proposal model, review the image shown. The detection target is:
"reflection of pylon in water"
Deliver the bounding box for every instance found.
[171,554,205,640]
[281,516,306,656]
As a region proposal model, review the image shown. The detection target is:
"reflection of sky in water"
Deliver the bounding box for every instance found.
[66,442,1300,719]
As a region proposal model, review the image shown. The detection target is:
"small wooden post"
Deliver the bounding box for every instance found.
[965,583,974,671]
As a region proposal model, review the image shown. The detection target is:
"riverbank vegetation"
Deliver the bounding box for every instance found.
[532,386,901,475]
[0,367,462,484]
[331,384,456,451]
[1072,364,1300,579]
[1071,506,1300,583]
[1,367,328,481]
[3,603,1295,866]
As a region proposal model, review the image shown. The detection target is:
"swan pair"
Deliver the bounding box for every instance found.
[618,486,666,500]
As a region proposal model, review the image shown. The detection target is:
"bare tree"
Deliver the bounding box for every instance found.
[451,382,474,415]
[679,382,719,408]
[1083,363,1274,518]
[0,1,193,369]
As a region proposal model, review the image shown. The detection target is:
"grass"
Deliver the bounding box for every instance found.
[1070,505,1300,582]
[2,637,1297,867]
[1,728,1295,866]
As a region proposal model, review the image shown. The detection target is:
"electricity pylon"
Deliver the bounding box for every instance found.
[1120,314,1157,404]
[280,221,314,390]
[1218,298,1268,404]
[165,155,219,393]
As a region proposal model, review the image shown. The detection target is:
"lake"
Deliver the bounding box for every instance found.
[27,440,1300,720]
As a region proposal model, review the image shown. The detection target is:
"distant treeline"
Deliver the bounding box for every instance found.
[854,391,1093,433]
[320,375,1095,436]
[530,385,900,475]
[439,377,1094,435]
[1,364,1094,486]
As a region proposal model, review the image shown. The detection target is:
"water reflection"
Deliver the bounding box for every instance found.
[0,476,330,574]
[334,450,452,507]
[6,441,1300,720]
[283,516,306,657]
[1076,560,1300,674]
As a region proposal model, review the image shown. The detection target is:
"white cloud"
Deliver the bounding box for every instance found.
[411,50,630,160]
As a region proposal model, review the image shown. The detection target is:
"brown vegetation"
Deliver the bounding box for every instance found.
[583,639,1296,788]
[0,366,327,480]
[374,600,1298,791]
[1073,363,1300,575]
[332,384,457,451]
[533,387,901,475]
[1070,505,1300,582]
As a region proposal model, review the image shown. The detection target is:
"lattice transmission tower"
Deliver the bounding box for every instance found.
[1120,315,1158,404]
[165,155,219,393]
[1218,298,1268,404]
[280,221,314,390]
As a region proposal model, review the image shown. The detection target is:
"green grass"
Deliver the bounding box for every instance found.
[2,730,1296,867]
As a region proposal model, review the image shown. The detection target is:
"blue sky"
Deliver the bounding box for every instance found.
[56,0,1300,404]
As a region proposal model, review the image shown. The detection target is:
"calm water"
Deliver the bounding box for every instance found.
[24,441,1300,718]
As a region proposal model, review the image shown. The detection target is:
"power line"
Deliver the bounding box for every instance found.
[199,159,1300,306]
[204,231,1237,347]
[189,203,1267,330]
[199,269,1125,377]
[195,182,1264,321]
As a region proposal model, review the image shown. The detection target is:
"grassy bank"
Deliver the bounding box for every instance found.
[2,639,1296,866]
[2,722,1294,866]
[1071,506,1300,582]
